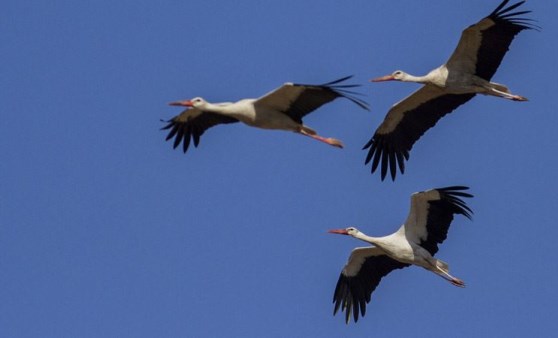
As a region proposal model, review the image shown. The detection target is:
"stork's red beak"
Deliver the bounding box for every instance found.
[169,100,194,107]
[328,229,349,235]
[370,75,395,82]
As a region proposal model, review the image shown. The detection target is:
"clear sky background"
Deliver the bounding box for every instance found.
[2,1,557,337]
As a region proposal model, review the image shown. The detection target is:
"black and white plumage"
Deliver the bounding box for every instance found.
[329,186,473,323]
[161,76,369,153]
[365,0,537,181]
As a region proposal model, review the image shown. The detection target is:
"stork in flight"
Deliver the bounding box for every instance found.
[161,76,369,152]
[329,186,473,323]
[364,0,537,181]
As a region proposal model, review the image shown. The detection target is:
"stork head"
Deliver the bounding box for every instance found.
[169,97,206,108]
[328,226,360,237]
[371,70,407,82]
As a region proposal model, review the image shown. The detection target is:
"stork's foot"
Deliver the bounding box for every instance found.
[300,129,344,149]
[433,263,465,288]
[512,95,528,102]
[487,87,528,102]
[450,277,466,288]
[324,138,344,149]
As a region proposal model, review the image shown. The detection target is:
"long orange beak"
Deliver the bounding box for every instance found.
[370,75,395,82]
[169,100,193,107]
[328,229,349,235]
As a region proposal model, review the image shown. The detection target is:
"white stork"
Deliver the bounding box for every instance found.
[161,76,369,152]
[329,186,473,323]
[364,0,537,181]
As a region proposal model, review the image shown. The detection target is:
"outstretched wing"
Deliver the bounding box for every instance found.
[161,107,239,153]
[254,75,369,123]
[446,0,537,80]
[332,247,409,324]
[401,186,473,255]
[363,85,475,181]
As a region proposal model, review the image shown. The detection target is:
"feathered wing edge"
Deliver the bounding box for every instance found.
[489,0,539,31]
[315,75,371,111]
[363,90,475,182]
[436,186,474,220]
[160,112,239,153]
[419,186,474,255]
[332,249,409,324]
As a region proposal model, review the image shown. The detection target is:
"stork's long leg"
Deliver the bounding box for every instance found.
[298,127,344,148]
[427,260,465,287]
[486,87,528,101]
[434,266,465,288]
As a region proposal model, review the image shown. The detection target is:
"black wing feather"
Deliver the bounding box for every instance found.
[420,186,473,255]
[333,255,409,324]
[284,76,369,123]
[363,92,475,181]
[161,112,239,153]
[475,0,537,80]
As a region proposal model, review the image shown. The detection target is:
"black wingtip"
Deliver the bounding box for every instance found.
[160,119,174,130]
[490,0,539,31]
[436,186,474,220]
[363,137,406,181]
[161,118,193,154]
[321,75,354,86]
[322,76,371,111]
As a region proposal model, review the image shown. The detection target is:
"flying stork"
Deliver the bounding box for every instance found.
[329,186,473,323]
[364,0,537,181]
[161,76,369,152]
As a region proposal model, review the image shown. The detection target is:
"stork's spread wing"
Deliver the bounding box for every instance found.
[254,75,369,123]
[363,85,475,181]
[161,108,239,153]
[402,186,473,255]
[446,0,536,80]
[332,247,409,324]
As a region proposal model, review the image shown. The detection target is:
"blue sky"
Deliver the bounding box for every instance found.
[2,0,557,337]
